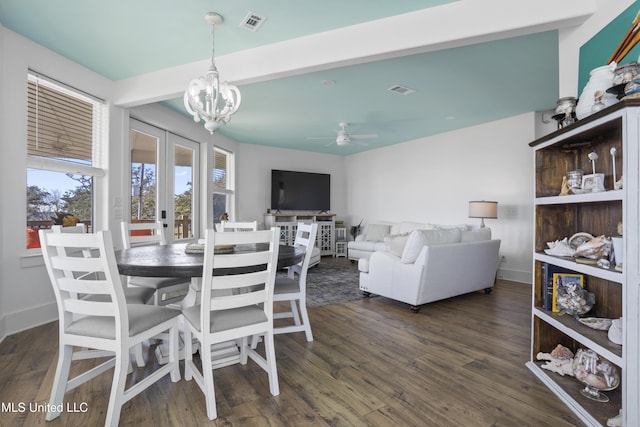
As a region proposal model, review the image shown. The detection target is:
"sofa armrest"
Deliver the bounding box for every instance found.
[415,239,501,304]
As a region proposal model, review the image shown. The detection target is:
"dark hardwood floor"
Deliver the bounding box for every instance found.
[0,279,582,426]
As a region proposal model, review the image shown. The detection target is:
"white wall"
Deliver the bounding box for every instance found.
[344,114,536,283]
[236,144,346,228]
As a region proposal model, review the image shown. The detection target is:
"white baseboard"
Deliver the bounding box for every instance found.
[497,267,531,284]
[3,302,57,337]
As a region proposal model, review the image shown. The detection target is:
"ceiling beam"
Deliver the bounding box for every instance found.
[112,0,594,107]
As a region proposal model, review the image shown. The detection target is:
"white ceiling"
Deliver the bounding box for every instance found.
[0,0,594,155]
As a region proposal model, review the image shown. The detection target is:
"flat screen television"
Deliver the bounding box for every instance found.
[271,169,330,212]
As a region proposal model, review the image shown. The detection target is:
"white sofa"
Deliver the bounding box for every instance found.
[357,226,500,311]
[348,221,471,262]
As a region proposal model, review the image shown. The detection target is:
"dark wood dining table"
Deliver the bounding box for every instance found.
[114,242,305,366]
[115,242,304,278]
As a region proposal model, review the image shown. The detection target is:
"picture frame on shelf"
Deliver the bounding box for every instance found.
[552,272,585,313]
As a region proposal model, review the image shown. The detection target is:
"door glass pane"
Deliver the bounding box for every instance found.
[174,144,193,239]
[130,130,157,221]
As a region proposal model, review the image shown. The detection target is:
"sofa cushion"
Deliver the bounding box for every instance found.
[398,222,432,234]
[461,227,492,242]
[433,224,469,231]
[384,232,411,257]
[365,224,391,242]
[348,240,379,252]
[401,228,462,263]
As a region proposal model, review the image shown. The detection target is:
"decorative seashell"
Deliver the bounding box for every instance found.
[608,318,622,345]
[545,238,575,256]
[550,344,574,360]
[569,232,595,249]
[578,317,612,331]
[574,235,609,259]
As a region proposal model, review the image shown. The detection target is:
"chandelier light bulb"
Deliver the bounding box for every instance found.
[184,12,241,134]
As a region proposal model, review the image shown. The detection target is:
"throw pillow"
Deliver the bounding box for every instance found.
[366,224,391,242]
[433,224,469,231]
[384,232,411,257]
[461,227,492,242]
[400,228,462,263]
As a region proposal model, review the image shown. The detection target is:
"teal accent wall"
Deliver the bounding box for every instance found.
[579,1,640,94]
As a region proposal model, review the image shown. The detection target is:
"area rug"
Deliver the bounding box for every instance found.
[278,257,363,307]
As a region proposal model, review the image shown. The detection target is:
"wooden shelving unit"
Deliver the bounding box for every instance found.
[528,100,640,426]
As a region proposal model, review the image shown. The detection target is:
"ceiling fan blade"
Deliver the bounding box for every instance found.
[350,133,378,140]
[352,140,369,146]
[324,140,337,147]
[306,136,334,140]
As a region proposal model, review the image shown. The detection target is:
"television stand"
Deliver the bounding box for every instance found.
[264,212,336,256]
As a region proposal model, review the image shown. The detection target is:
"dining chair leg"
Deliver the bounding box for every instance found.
[299,300,314,342]
[105,350,129,427]
[263,331,280,396]
[239,337,249,364]
[133,343,146,367]
[45,344,73,421]
[169,325,180,382]
[184,328,193,381]
[249,334,259,350]
[201,341,218,420]
[289,300,301,325]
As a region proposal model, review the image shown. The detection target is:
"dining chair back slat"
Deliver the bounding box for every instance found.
[121,221,166,248]
[217,220,258,232]
[43,231,125,326]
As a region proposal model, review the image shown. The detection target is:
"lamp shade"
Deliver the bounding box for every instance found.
[469,201,498,227]
[468,201,498,219]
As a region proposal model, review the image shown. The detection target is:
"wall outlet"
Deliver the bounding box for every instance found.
[500,255,506,264]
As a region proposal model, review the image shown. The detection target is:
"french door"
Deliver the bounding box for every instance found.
[129,119,200,242]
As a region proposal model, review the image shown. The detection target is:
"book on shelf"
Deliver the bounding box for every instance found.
[540,262,583,311]
[552,272,585,313]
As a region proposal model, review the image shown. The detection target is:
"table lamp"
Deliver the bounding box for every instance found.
[468,201,498,228]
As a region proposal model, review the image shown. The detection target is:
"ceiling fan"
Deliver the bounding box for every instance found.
[307,122,378,147]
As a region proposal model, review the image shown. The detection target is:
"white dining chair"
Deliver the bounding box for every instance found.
[273,222,318,341]
[216,220,258,232]
[39,229,181,427]
[51,224,152,368]
[182,227,280,420]
[120,221,190,306]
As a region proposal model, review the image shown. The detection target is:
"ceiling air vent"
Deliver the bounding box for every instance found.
[387,85,415,95]
[240,12,266,32]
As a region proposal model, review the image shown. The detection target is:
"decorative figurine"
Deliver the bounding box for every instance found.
[610,147,617,185]
[588,151,598,175]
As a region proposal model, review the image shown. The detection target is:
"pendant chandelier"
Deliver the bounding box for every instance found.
[184,12,241,134]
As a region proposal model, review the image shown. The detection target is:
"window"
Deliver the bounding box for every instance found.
[25,72,105,250]
[212,147,234,224]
